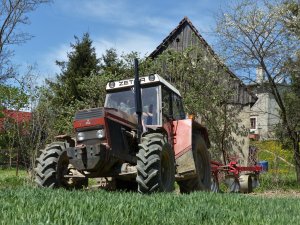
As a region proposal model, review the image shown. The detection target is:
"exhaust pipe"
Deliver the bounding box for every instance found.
[134,58,143,143]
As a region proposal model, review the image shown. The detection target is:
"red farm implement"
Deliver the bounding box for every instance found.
[211,160,262,193]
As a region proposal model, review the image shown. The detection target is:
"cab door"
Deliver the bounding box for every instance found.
[161,87,197,176]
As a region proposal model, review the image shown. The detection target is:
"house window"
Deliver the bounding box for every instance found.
[250,118,256,129]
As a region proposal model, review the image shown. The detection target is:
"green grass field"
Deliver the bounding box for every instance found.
[0,169,29,189]
[1,187,300,225]
[253,140,300,191]
[1,169,300,225]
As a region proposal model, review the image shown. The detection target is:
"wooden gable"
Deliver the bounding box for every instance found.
[149,17,257,106]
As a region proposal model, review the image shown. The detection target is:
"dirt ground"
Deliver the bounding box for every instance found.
[249,190,300,198]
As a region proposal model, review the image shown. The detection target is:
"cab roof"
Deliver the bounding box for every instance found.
[106,74,181,96]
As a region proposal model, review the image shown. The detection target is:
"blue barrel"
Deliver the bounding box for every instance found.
[258,161,268,172]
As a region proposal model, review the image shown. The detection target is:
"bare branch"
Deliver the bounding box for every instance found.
[0,0,51,83]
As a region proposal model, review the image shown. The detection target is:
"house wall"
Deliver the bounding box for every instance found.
[250,92,270,137]
[249,87,282,140]
[234,105,251,165]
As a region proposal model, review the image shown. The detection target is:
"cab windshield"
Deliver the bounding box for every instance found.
[105,86,159,125]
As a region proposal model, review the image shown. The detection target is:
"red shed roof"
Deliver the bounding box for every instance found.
[0,110,32,131]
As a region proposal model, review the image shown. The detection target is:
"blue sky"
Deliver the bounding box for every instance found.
[12,0,228,83]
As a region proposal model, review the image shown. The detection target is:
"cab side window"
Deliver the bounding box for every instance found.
[172,94,185,120]
[162,87,172,123]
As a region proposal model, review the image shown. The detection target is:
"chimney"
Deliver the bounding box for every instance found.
[256,66,264,84]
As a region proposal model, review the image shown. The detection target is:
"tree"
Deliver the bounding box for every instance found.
[0,0,50,83]
[100,48,124,76]
[142,48,248,163]
[279,1,300,150]
[43,33,101,134]
[283,0,300,36]
[0,74,30,167]
[53,33,101,104]
[0,84,28,110]
[40,34,141,137]
[0,0,51,172]
[215,0,300,181]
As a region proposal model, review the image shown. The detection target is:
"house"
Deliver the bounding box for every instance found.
[149,17,257,164]
[247,67,288,140]
[0,109,32,132]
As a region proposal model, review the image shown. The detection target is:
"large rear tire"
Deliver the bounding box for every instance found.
[178,133,211,193]
[136,133,175,193]
[35,142,87,189]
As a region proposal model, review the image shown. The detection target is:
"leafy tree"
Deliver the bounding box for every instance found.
[215,0,300,181]
[100,48,125,76]
[52,33,101,105]
[0,85,28,111]
[39,33,142,138]
[278,1,300,151]
[0,78,30,169]
[142,48,248,163]
[0,0,50,170]
[43,33,101,134]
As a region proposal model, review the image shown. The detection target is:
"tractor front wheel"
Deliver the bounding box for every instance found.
[136,133,175,193]
[35,142,87,189]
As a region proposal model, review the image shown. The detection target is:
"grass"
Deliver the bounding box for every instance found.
[1,187,300,225]
[0,169,300,225]
[256,172,299,191]
[251,140,300,191]
[1,142,300,225]
[254,140,294,170]
[0,168,29,189]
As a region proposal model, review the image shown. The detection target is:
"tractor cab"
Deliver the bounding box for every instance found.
[104,74,186,126]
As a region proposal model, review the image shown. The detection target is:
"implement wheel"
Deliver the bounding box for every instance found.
[225,175,240,193]
[136,133,175,193]
[178,133,211,193]
[239,175,253,193]
[211,175,220,193]
[35,142,87,189]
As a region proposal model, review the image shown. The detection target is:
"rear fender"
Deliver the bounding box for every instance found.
[172,119,210,179]
[172,119,197,178]
[192,120,210,148]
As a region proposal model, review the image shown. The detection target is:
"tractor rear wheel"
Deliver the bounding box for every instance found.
[35,142,87,189]
[178,133,211,193]
[136,133,175,193]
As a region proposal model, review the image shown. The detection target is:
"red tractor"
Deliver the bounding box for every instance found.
[35,60,211,193]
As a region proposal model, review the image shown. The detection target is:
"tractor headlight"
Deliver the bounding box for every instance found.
[109,81,115,88]
[149,74,155,81]
[96,129,105,139]
[77,132,85,141]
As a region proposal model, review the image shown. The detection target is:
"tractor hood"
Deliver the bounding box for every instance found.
[73,107,137,131]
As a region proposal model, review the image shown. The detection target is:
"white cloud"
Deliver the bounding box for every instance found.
[37,0,222,84]
[143,17,175,34]
[34,43,70,84]
[37,30,157,84]
[57,1,176,35]
[58,1,139,27]
[43,44,69,73]
[93,30,158,57]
